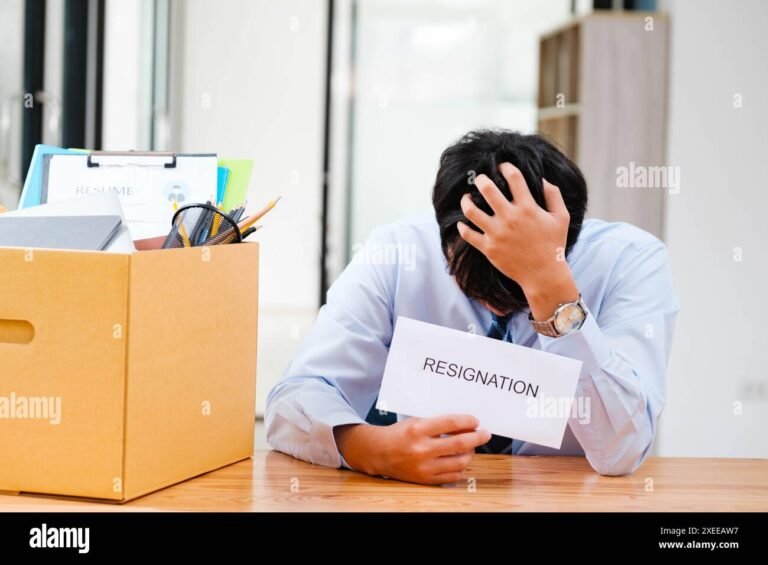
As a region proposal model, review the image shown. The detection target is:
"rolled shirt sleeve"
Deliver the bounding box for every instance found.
[265,227,398,468]
[538,241,679,475]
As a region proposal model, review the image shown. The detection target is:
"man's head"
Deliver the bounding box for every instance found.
[433,129,587,315]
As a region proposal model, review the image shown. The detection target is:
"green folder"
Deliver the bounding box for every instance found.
[218,159,254,212]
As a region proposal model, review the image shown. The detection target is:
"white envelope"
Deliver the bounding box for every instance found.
[377,316,583,449]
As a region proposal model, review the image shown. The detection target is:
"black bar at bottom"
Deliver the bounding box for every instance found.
[0,512,760,558]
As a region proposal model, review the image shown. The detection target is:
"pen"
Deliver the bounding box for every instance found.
[198,208,215,245]
[231,206,245,223]
[241,225,262,239]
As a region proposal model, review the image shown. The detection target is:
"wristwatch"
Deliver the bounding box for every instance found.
[529,294,588,338]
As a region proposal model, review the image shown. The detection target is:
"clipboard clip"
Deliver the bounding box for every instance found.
[87,151,177,169]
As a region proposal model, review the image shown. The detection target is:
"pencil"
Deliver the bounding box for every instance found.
[237,196,281,232]
[173,200,192,248]
[211,210,223,236]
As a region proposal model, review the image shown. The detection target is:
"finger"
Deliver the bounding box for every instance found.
[442,427,483,435]
[474,173,510,216]
[417,414,479,437]
[460,193,493,232]
[542,179,569,219]
[498,162,535,207]
[432,429,492,456]
[456,221,486,252]
[431,471,466,485]
[429,452,474,475]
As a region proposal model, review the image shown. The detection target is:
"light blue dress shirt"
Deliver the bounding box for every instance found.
[265,213,679,476]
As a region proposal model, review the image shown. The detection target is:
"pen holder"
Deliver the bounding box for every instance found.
[162,203,242,249]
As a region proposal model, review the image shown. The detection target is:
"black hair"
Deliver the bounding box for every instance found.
[432,129,587,314]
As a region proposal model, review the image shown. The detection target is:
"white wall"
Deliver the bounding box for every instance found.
[658,0,768,457]
[172,0,327,414]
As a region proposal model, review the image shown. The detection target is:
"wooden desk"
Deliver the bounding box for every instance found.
[1,451,766,512]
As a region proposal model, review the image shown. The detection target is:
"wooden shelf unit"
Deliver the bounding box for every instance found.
[537,12,669,239]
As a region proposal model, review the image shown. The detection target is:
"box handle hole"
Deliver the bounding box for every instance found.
[0,319,35,345]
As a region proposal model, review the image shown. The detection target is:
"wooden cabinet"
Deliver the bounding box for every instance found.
[538,13,669,239]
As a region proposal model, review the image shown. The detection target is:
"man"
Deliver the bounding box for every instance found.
[266,130,678,484]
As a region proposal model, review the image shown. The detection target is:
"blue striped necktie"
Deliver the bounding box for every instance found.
[475,313,516,454]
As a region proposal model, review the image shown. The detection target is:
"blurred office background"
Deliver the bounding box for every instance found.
[1,0,766,459]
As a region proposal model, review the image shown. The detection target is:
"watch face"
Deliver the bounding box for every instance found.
[554,303,586,334]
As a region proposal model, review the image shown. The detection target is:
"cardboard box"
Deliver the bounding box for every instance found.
[0,243,259,502]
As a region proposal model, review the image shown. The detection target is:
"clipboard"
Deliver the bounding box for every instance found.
[18,145,89,209]
[40,151,218,241]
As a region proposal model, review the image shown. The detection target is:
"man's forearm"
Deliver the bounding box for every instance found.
[536,311,656,475]
[334,423,382,475]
